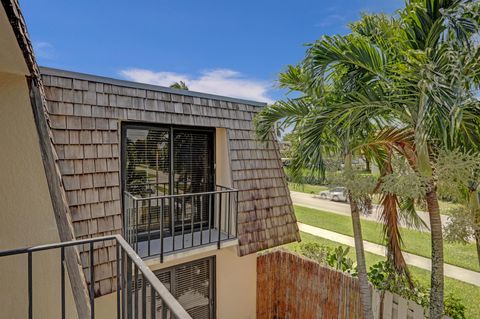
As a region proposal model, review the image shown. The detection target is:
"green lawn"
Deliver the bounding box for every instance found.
[288,182,328,194]
[294,205,480,272]
[285,232,480,319]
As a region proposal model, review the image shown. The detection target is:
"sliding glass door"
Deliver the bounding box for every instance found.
[123,124,215,239]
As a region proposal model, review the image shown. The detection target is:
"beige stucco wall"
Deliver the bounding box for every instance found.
[0,72,77,318]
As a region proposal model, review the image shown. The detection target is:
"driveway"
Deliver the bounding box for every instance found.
[290,191,450,230]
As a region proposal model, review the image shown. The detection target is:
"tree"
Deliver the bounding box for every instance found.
[170,81,189,90]
[304,2,480,317]
[257,1,480,318]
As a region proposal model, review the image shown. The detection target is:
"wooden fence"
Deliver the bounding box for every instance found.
[257,250,450,319]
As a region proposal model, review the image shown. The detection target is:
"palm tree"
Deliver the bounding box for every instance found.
[257,1,480,318]
[302,2,480,317]
[256,63,379,318]
[170,81,189,90]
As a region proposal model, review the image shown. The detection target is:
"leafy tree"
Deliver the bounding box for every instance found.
[170,81,189,90]
[256,1,480,318]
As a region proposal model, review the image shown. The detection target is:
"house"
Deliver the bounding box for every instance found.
[0,1,299,318]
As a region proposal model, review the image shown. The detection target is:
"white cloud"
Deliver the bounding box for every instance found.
[33,41,56,60]
[314,14,346,28]
[119,68,274,104]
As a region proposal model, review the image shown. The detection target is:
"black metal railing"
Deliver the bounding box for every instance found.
[124,185,239,262]
[0,235,192,319]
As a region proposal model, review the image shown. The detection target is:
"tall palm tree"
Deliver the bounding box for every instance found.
[170,81,189,90]
[257,1,480,318]
[303,2,480,317]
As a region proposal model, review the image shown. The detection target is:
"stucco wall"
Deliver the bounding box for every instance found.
[0,72,77,318]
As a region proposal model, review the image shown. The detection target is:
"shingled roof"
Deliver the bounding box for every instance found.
[40,67,300,293]
[41,67,300,248]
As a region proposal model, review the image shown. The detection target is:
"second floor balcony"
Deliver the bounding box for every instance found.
[122,124,239,262]
[124,183,238,262]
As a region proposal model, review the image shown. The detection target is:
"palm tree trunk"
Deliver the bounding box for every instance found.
[475,230,480,269]
[344,152,373,319]
[425,187,444,319]
[350,196,374,319]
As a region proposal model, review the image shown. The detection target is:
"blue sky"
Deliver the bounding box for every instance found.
[23,0,402,103]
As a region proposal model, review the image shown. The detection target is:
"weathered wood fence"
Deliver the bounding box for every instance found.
[257,250,450,319]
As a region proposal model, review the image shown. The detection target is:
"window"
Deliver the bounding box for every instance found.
[122,124,215,238]
[155,257,215,319]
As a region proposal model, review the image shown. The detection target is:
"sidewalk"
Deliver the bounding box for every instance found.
[298,222,480,286]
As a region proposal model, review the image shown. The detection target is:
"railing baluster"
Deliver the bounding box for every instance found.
[227,191,231,238]
[61,247,65,319]
[147,198,151,257]
[150,286,156,319]
[235,191,239,238]
[90,242,95,319]
[28,251,33,319]
[126,255,133,319]
[142,274,147,319]
[218,192,222,249]
[181,196,185,250]
[200,194,204,245]
[134,265,138,319]
[135,199,139,253]
[208,193,212,244]
[160,198,164,263]
[122,248,127,319]
[116,244,121,319]
[190,196,194,247]
[170,195,174,251]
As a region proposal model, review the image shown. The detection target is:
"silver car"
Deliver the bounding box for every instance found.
[318,187,348,202]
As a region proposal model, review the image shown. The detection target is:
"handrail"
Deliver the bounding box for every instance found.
[115,235,191,319]
[125,185,238,201]
[124,185,239,261]
[0,235,192,319]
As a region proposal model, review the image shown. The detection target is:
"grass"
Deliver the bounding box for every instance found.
[285,232,480,319]
[294,205,480,272]
[288,182,328,194]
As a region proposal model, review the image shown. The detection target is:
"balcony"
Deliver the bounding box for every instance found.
[0,235,192,319]
[123,184,239,262]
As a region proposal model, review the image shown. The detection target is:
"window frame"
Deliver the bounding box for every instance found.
[120,122,217,231]
[154,256,216,319]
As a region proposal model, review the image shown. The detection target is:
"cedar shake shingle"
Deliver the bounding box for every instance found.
[41,68,299,296]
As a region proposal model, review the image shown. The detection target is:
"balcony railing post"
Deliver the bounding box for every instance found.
[134,265,138,318]
[126,256,133,319]
[235,191,239,238]
[61,247,65,319]
[116,243,121,319]
[89,242,95,319]
[227,191,231,238]
[150,286,156,319]
[141,274,147,319]
[28,251,32,319]
[160,198,164,263]
[217,192,222,249]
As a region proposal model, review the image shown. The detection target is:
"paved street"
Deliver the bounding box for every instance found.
[290,191,450,230]
[298,222,480,286]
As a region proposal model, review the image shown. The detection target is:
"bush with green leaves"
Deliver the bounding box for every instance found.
[297,244,466,318]
[298,243,357,275]
[368,261,466,319]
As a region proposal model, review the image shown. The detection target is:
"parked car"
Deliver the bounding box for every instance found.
[317,187,348,202]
